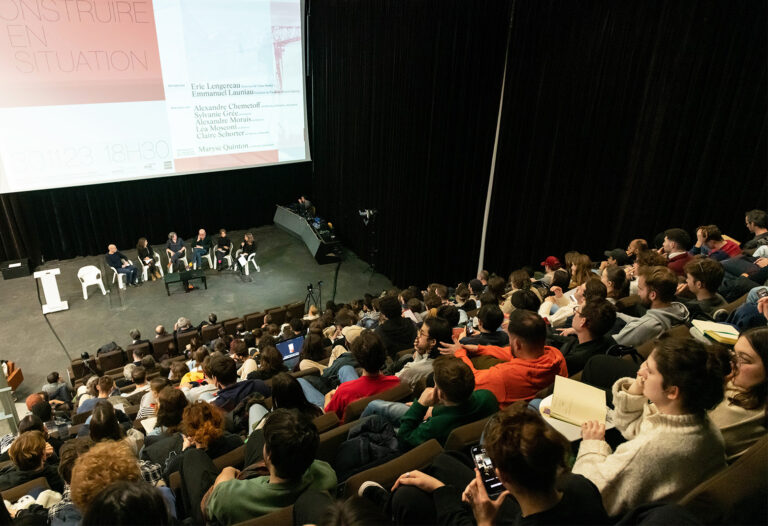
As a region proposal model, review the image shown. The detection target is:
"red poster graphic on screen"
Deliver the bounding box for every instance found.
[0,0,165,107]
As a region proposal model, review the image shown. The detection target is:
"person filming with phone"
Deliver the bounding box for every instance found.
[359,402,608,525]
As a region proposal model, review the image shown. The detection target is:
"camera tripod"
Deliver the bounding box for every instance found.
[304,281,323,312]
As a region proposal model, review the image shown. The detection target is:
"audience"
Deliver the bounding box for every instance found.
[208,354,271,412]
[395,316,452,390]
[0,430,64,493]
[458,303,508,346]
[662,228,694,276]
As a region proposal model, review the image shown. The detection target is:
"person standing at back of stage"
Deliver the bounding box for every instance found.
[137,237,162,281]
[192,229,212,270]
[106,244,139,286]
[215,229,232,270]
[165,232,187,272]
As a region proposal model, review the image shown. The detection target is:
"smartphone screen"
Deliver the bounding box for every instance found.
[757,288,768,299]
[471,446,504,498]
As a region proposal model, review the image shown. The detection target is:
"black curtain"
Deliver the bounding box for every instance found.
[308,0,513,287]
[484,0,768,275]
[0,162,311,264]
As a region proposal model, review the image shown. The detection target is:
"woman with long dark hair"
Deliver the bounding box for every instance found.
[136,237,161,280]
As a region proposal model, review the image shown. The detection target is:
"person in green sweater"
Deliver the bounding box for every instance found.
[362,355,499,448]
[201,409,337,525]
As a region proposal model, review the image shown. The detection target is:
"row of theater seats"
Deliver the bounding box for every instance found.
[67,301,305,383]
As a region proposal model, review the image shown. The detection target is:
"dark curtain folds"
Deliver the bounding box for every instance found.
[0,163,311,264]
[308,0,513,287]
[484,0,767,275]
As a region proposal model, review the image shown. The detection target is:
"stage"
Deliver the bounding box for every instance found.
[0,225,392,398]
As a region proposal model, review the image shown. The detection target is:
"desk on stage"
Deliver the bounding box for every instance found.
[273,205,341,264]
[164,269,207,295]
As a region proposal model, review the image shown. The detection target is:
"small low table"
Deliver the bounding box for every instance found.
[164,269,207,296]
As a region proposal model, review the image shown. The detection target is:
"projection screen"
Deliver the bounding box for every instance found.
[0,0,309,193]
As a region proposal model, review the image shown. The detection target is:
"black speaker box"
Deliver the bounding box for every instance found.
[1,258,33,279]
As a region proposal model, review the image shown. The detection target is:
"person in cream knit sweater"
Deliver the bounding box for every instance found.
[573,335,732,517]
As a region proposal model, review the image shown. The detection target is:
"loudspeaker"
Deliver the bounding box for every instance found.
[1,258,32,279]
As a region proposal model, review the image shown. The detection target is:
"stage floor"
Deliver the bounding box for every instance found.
[0,225,392,398]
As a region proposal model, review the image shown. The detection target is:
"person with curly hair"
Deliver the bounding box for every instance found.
[70,441,141,514]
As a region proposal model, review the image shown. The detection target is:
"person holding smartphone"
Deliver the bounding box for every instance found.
[359,403,608,525]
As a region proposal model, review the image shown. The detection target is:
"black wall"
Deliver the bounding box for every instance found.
[1,0,766,289]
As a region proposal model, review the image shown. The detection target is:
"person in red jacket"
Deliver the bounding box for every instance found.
[324,330,400,420]
[439,309,567,408]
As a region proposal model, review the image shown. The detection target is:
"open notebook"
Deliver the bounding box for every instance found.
[548,376,607,426]
[691,320,739,345]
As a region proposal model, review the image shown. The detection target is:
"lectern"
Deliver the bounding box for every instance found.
[33,268,69,314]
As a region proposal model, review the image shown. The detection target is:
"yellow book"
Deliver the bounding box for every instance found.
[691,320,739,345]
[549,376,607,426]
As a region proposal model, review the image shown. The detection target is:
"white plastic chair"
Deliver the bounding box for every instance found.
[109,259,134,290]
[77,265,106,300]
[193,250,214,270]
[214,245,233,270]
[235,249,260,275]
[166,252,188,273]
[139,252,164,281]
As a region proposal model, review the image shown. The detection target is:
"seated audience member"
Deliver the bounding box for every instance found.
[538,269,572,317]
[709,326,768,460]
[538,256,562,287]
[396,317,453,390]
[506,289,542,313]
[147,387,188,438]
[77,377,122,414]
[295,333,329,371]
[468,278,485,303]
[130,345,147,367]
[572,336,730,517]
[365,356,498,448]
[42,371,70,403]
[70,442,144,519]
[436,304,461,329]
[117,363,136,389]
[502,269,542,314]
[0,414,63,461]
[123,366,150,397]
[403,297,427,324]
[87,402,145,458]
[136,377,169,420]
[545,277,607,328]
[82,480,172,525]
[191,228,212,269]
[76,376,99,409]
[136,237,162,281]
[229,340,257,380]
[569,254,594,289]
[182,347,209,385]
[247,346,289,382]
[742,209,768,255]
[155,325,168,339]
[459,303,509,346]
[692,224,741,260]
[486,276,507,305]
[612,266,690,348]
[374,296,417,358]
[165,231,186,270]
[626,238,649,260]
[440,309,567,408]
[169,361,189,383]
[47,439,93,525]
[453,284,475,312]
[603,248,630,268]
[676,257,727,317]
[559,300,617,375]
[106,244,139,286]
[269,374,324,419]
[662,228,694,276]
[601,264,629,303]
[309,331,400,420]
[373,403,607,526]
[303,304,320,321]
[208,354,271,412]
[200,409,337,524]
[0,430,64,493]
[143,401,242,476]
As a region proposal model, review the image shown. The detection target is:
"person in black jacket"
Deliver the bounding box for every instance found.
[364,402,609,526]
[137,237,161,280]
[375,296,417,359]
[0,430,64,493]
[215,229,232,270]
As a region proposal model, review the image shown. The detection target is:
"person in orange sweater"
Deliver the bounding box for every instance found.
[439,309,567,408]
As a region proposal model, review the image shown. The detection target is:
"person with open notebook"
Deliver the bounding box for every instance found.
[572,335,730,517]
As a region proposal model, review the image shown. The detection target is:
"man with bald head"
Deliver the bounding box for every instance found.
[192,228,212,270]
[105,244,139,286]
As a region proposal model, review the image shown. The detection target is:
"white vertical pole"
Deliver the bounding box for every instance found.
[478,3,515,275]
